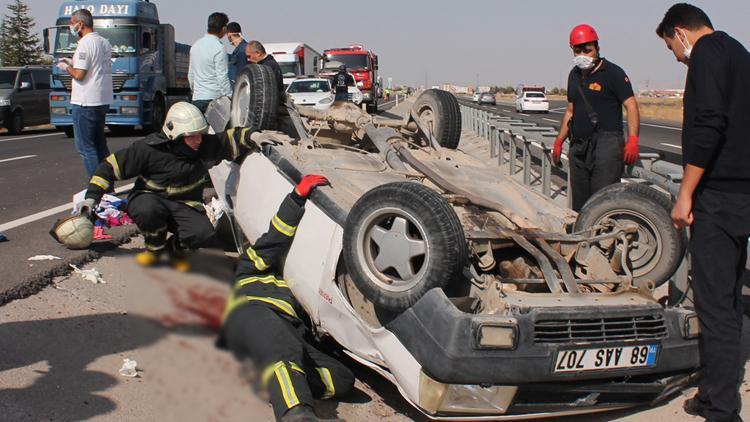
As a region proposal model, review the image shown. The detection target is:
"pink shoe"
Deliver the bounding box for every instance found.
[93,226,112,240]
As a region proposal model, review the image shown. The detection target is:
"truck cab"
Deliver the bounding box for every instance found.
[45,0,190,136]
[264,43,321,88]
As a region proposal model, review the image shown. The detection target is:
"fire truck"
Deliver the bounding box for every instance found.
[319,44,379,113]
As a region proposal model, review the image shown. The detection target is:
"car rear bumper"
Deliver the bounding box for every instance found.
[520,103,549,111]
[385,289,699,386]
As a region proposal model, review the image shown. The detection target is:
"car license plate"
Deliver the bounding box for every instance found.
[554,344,658,373]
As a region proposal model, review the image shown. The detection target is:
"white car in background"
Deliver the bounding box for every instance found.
[515,91,550,113]
[472,92,482,103]
[286,78,335,111]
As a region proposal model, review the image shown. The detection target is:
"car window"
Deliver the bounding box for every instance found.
[288,80,331,93]
[32,70,51,89]
[525,92,546,98]
[0,70,16,89]
[19,71,32,90]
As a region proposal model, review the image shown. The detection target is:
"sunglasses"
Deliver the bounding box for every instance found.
[572,44,595,54]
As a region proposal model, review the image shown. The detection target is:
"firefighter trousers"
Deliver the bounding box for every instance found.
[690,188,750,422]
[127,193,215,253]
[569,131,624,212]
[224,305,355,421]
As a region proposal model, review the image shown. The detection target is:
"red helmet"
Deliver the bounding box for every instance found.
[570,24,599,46]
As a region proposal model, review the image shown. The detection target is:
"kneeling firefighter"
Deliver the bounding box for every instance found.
[67,102,258,271]
[218,174,354,422]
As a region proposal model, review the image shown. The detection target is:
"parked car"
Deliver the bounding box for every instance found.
[515,91,550,113]
[0,66,52,134]
[472,91,482,103]
[207,71,699,420]
[286,78,335,111]
[477,92,496,105]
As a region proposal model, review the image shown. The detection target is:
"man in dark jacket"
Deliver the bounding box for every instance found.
[76,102,257,271]
[657,4,750,421]
[246,40,285,101]
[219,174,354,422]
[226,22,248,89]
[331,65,355,102]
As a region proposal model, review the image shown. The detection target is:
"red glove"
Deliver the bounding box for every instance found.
[624,135,640,165]
[295,174,330,198]
[552,137,565,165]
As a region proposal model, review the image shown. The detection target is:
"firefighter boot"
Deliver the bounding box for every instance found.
[135,250,159,267]
[167,236,191,273]
[280,405,343,422]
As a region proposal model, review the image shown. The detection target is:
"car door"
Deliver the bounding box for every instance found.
[31,69,51,125]
[15,70,35,124]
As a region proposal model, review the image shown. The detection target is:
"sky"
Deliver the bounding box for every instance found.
[6,0,750,90]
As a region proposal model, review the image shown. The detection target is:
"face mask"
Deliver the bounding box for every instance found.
[69,23,81,38]
[676,29,692,60]
[573,55,595,70]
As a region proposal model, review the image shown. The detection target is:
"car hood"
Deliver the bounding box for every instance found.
[288,92,332,104]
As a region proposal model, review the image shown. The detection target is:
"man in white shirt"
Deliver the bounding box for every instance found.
[57,8,113,180]
[188,12,232,113]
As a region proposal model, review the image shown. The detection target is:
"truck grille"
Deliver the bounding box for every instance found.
[534,314,668,344]
[56,73,131,92]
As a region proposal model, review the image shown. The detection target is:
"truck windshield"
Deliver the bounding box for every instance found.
[324,54,368,71]
[279,63,297,78]
[55,26,138,56]
[0,71,16,89]
[288,80,331,93]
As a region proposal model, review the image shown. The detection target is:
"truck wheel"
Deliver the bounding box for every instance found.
[6,110,23,135]
[412,89,461,149]
[62,126,74,138]
[230,64,278,131]
[146,95,165,134]
[343,182,467,312]
[574,182,687,287]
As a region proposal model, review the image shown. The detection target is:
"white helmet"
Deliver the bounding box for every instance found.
[162,102,208,140]
[50,214,94,249]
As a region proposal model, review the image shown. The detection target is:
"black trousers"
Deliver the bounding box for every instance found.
[224,305,355,421]
[191,99,211,114]
[691,188,750,422]
[569,131,624,211]
[126,193,214,253]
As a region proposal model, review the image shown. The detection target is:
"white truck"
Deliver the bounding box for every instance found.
[264,42,321,87]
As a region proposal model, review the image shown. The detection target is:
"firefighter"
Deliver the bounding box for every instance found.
[552,24,641,211]
[218,174,354,422]
[75,102,258,271]
[331,65,354,102]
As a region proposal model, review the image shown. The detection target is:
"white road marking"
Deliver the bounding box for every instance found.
[642,122,681,131]
[0,132,61,143]
[0,154,37,163]
[543,118,559,123]
[549,107,567,112]
[660,142,682,150]
[0,182,134,232]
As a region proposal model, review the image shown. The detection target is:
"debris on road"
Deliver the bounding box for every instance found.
[70,264,106,284]
[0,233,7,242]
[119,358,139,378]
[27,255,62,261]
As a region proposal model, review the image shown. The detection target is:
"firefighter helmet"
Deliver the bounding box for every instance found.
[570,24,599,46]
[50,214,94,249]
[162,102,208,141]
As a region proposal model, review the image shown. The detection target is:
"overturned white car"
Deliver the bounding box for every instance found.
[209,64,699,420]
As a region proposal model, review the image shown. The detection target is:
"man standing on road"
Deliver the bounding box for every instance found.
[552,24,641,211]
[56,9,113,181]
[331,65,354,103]
[75,102,258,272]
[245,40,285,102]
[657,4,750,421]
[226,22,248,90]
[188,12,232,113]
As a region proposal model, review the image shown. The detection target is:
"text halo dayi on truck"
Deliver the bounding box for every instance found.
[45,0,191,137]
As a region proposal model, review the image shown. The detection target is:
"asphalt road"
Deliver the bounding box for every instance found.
[460,97,684,164]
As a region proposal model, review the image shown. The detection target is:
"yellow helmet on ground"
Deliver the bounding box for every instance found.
[50,214,94,249]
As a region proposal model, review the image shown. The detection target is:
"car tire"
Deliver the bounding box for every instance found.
[343,182,467,312]
[62,126,74,138]
[6,110,23,134]
[145,94,166,134]
[412,89,461,149]
[574,182,687,287]
[230,64,278,131]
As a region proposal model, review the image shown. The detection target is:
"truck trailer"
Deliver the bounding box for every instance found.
[264,42,321,88]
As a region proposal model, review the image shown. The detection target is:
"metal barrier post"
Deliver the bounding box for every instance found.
[496,129,503,167]
[523,138,531,185]
[509,134,517,176]
[541,145,551,196]
[490,125,497,157]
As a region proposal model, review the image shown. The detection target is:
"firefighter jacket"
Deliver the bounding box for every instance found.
[222,190,307,326]
[84,127,256,209]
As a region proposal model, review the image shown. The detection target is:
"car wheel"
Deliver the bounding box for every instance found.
[574,183,687,287]
[411,89,461,149]
[6,110,23,134]
[62,126,74,138]
[230,64,278,131]
[343,182,467,312]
